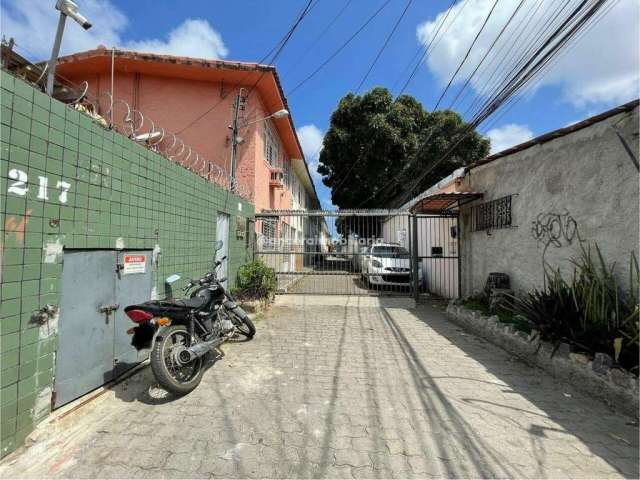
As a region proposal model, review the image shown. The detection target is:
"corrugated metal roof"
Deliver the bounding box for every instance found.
[410,192,483,213]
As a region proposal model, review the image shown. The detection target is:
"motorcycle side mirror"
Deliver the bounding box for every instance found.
[165,274,181,284]
[214,240,223,251]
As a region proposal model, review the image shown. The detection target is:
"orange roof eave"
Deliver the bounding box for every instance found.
[55,48,305,161]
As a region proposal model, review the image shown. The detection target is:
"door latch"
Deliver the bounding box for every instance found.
[115,263,124,279]
[98,304,120,314]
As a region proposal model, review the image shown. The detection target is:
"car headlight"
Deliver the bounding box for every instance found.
[371,259,383,268]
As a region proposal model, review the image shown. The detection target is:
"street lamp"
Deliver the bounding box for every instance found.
[240,108,289,129]
[46,0,92,96]
[229,89,289,192]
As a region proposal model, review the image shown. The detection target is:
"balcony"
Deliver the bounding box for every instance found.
[269,167,285,189]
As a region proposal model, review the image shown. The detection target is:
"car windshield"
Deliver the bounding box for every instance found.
[371,246,409,258]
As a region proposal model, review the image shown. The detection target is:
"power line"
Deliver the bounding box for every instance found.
[465,0,577,118]
[174,0,316,135]
[396,0,463,96]
[461,0,547,117]
[355,0,414,94]
[433,0,500,110]
[399,0,609,205]
[356,0,610,208]
[478,0,622,135]
[447,0,527,110]
[286,0,392,97]
[313,0,417,201]
[281,0,355,78]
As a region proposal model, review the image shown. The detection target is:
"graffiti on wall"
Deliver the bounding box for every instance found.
[531,209,583,274]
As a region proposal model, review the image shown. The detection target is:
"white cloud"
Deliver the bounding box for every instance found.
[125,19,228,59]
[1,0,126,59]
[416,0,639,108]
[297,124,324,180]
[0,0,227,60]
[486,123,533,153]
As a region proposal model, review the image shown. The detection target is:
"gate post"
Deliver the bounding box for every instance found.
[411,213,419,301]
[456,213,462,299]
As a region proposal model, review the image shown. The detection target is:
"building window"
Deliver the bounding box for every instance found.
[261,218,277,249]
[263,121,279,167]
[283,156,291,188]
[471,195,513,232]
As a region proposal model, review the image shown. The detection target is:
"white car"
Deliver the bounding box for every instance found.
[361,243,423,287]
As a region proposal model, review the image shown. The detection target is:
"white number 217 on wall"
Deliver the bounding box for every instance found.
[8,168,72,203]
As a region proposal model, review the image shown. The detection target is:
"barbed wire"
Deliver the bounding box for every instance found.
[4,44,252,200]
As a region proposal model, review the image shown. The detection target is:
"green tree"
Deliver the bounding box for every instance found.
[317,88,490,209]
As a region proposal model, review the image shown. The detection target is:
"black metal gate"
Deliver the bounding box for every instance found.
[254,210,460,298]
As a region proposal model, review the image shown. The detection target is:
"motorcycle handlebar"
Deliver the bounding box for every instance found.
[182,271,223,291]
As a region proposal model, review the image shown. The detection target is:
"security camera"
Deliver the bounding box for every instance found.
[56,0,92,30]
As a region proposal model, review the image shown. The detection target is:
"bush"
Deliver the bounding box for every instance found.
[462,296,531,334]
[506,245,639,373]
[234,259,276,301]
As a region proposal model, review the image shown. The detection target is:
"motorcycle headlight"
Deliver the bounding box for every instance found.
[371,259,383,268]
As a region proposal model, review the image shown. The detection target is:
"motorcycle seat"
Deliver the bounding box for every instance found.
[172,296,208,309]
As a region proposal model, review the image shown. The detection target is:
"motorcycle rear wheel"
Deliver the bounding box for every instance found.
[151,325,206,396]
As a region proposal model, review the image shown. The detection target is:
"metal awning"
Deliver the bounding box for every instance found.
[410,191,483,213]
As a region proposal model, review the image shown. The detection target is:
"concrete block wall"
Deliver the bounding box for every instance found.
[0,71,254,457]
[458,105,639,296]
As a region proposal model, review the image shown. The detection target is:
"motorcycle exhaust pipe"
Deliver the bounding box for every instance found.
[178,337,225,364]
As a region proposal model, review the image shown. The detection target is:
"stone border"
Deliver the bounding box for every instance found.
[446,302,639,418]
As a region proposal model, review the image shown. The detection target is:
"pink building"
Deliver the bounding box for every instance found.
[56,47,320,215]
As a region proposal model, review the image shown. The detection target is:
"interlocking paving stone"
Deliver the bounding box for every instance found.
[0,301,638,479]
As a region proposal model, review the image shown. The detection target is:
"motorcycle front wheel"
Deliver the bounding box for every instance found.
[228,310,255,340]
[150,325,206,396]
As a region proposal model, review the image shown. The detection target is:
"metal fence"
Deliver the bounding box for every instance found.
[254,210,460,298]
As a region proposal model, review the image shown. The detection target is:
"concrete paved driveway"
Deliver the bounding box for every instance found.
[1,296,638,479]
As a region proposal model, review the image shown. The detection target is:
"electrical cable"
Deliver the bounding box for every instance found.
[286,0,393,97]
[174,0,316,135]
[396,0,463,96]
[355,0,414,94]
[281,0,355,78]
[447,0,527,110]
[399,0,608,205]
[433,0,500,110]
[354,0,610,208]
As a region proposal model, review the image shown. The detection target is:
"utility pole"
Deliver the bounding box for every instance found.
[229,87,246,192]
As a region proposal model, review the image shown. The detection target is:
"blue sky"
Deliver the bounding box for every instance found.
[2,0,638,210]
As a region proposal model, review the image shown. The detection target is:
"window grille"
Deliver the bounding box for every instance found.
[471,195,513,232]
[284,157,291,188]
[262,218,277,249]
[263,121,279,166]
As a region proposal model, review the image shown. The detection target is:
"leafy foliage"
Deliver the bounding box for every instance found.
[506,245,639,372]
[317,87,489,208]
[234,259,276,301]
[462,296,531,333]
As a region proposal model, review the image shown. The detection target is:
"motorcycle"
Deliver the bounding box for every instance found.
[124,240,255,396]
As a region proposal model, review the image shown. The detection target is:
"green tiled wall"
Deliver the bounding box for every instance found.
[0,71,254,457]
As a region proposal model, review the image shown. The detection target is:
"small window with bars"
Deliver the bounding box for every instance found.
[471,195,513,232]
[263,122,279,167]
[261,218,277,250]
